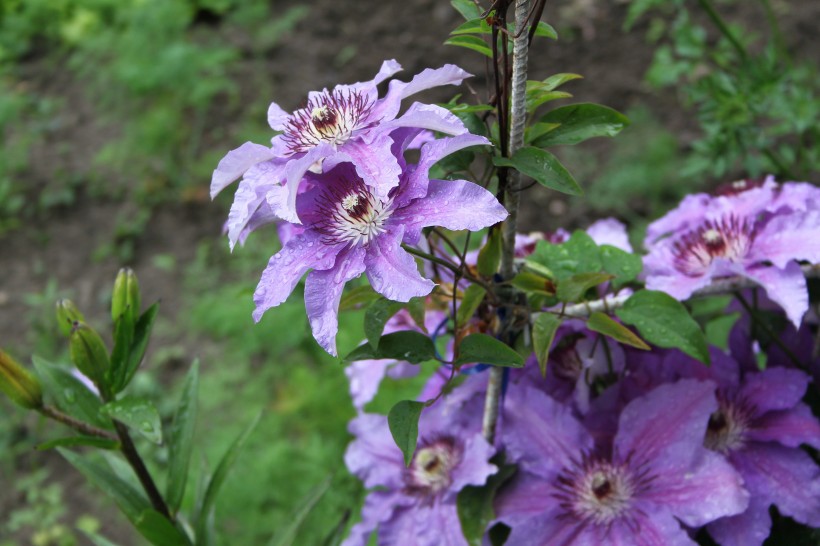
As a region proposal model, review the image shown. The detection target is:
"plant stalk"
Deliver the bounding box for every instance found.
[39,405,119,441]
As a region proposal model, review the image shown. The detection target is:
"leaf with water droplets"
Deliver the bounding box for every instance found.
[100,396,162,444]
[454,334,524,368]
[345,331,436,364]
[531,103,630,147]
[586,312,650,350]
[494,147,582,196]
[32,356,110,429]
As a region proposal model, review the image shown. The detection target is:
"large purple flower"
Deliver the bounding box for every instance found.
[343,397,496,546]
[252,134,506,355]
[211,60,472,226]
[643,203,820,326]
[697,350,820,546]
[496,380,748,545]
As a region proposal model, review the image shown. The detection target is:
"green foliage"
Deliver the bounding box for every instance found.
[494,147,582,196]
[454,334,524,368]
[457,458,517,546]
[345,331,437,364]
[532,313,561,375]
[387,400,425,466]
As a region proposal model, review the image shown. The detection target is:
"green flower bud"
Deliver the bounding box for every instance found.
[0,349,43,409]
[69,323,110,392]
[111,268,141,324]
[55,299,85,337]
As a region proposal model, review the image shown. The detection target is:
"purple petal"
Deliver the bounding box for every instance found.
[707,494,772,546]
[373,103,467,142]
[379,503,468,546]
[586,218,633,252]
[345,58,403,97]
[606,506,699,546]
[393,179,508,245]
[644,450,749,527]
[276,221,304,247]
[733,443,820,527]
[494,472,557,525]
[267,101,290,131]
[615,380,717,468]
[739,367,810,413]
[752,210,820,268]
[340,490,409,546]
[304,246,367,355]
[742,261,808,327]
[747,404,820,449]
[282,143,336,222]
[344,358,398,411]
[344,412,404,488]
[396,134,491,207]
[252,231,342,321]
[211,142,274,198]
[643,250,712,300]
[332,134,403,198]
[225,179,269,250]
[644,193,712,248]
[364,228,435,302]
[502,386,591,478]
[449,434,496,493]
[370,64,472,122]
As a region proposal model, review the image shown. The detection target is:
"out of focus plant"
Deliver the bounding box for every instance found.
[626,0,819,180]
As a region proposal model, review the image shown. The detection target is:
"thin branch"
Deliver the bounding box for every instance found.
[39,405,119,441]
[113,421,172,519]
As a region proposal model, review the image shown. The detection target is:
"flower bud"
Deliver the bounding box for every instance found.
[0,349,43,409]
[69,323,110,391]
[55,299,86,337]
[111,268,141,324]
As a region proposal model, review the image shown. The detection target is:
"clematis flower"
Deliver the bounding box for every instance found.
[211,60,472,227]
[343,395,496,546]
[643,206,820,326]
[496,380,749,546]
[252,134,506,355]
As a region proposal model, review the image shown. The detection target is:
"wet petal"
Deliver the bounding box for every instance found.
[747,404,820,449]
[267,101,290,131]
[210,142,274,198]
[364,228,435,302]
[449,434,496,492]
[374,103,467,142]
[304,246,367,355]
[370,64,472,122]
[742,261,808,327]
[332,134,403,198]
[707,495,772,546]
[740,367,810,413]
[752,210,820,269]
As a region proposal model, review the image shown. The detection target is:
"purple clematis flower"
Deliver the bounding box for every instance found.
[643,202,820,326]
[252,133,506,355]
[496,380,749,546]
[343,395,496,546]
[211,60,472,227]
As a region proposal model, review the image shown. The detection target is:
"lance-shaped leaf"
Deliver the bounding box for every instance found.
[454,334,524,368]
[457,460,517,546]
[33,356,110,429]
[388,400,424,467]
[600,245,642,290]
[457,284,487,328]
[533,313,562,376]
[445,35,493,58]
[531,103,630,147]
[136,509,192,546]
[166,361,199,514]
[364,297,405,349]
[510,271,556,296]
[477,228,502,277]
[100,396,162,444]
[37,436,119,451]
[451,0,482,20]
[556,272,614,303]
[268,476,333,546]
[529,231,601,280]
[344,331,436,364]
[615,290,710,363]
[339,284,380,312]
[494,147,583,196]
[586,312,650,350]
[117,302,159,392]
[109,308,135,394]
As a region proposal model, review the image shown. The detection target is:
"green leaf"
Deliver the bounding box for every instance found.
[525,122,561,145]
[526,89,572,113]
[109,309,135,393]
[533,313,562,376]
[136,509,191,546]
[457,461,517,546]
[118,302,159,391]
[531,103,630,147]
[197,411,262,539]
[100,396,163,444]
[494,147,583,196]
[32,356,111,429]
[450,18,492,35]
[556,272,613,303]
[477,228,502,277]
[268,476,332,546]
[615,290,710,364]
[339,284,380,312]
[445,35,493,58]
[36,436,119,451]
[457,285,487,327]
[529,231,602,280]
[387,400,424,466]
[586,312,650,350]
[454,334,524,368]
[510,271,555,296]
[599,245,642,290]
[344,331,436,364]
[58,448,151,524]
[166,360,199,514]
[533,21,558,39]
[451,0,483,20]
[406,297,427,333]
[364,298,405,349]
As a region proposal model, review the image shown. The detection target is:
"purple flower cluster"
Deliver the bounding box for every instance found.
[211,61,508,354]
[644,177,820,326]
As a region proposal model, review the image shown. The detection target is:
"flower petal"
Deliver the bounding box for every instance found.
[586,218,633,252]
[742,261,808,327]
[746,404,820,450]
[364,228,435,302]
[282,142,336,222]
[252,231,342,322]
[393,178,508,245]
[340,490,409,546]
[370,64,472,122]
[345,358,398,411]
[373,103,467,142]
[304,246,367,355]
[330,134,403,198]
[707,494,772,546]
[210,142,274,198]
[344,412,404,488]
[752,210,820,268]
[267,101,290,131]
[449,434,497,493]
[740,367,810,413]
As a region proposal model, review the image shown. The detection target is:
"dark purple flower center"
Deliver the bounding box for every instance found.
[713,178,766,196]
[551,334,586,381]
[312,179,393,247]
[704,394,752,454]
[554,453,653,528]
[404,436,463,499]
[672,215,756,276]
[282,89,373,154]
